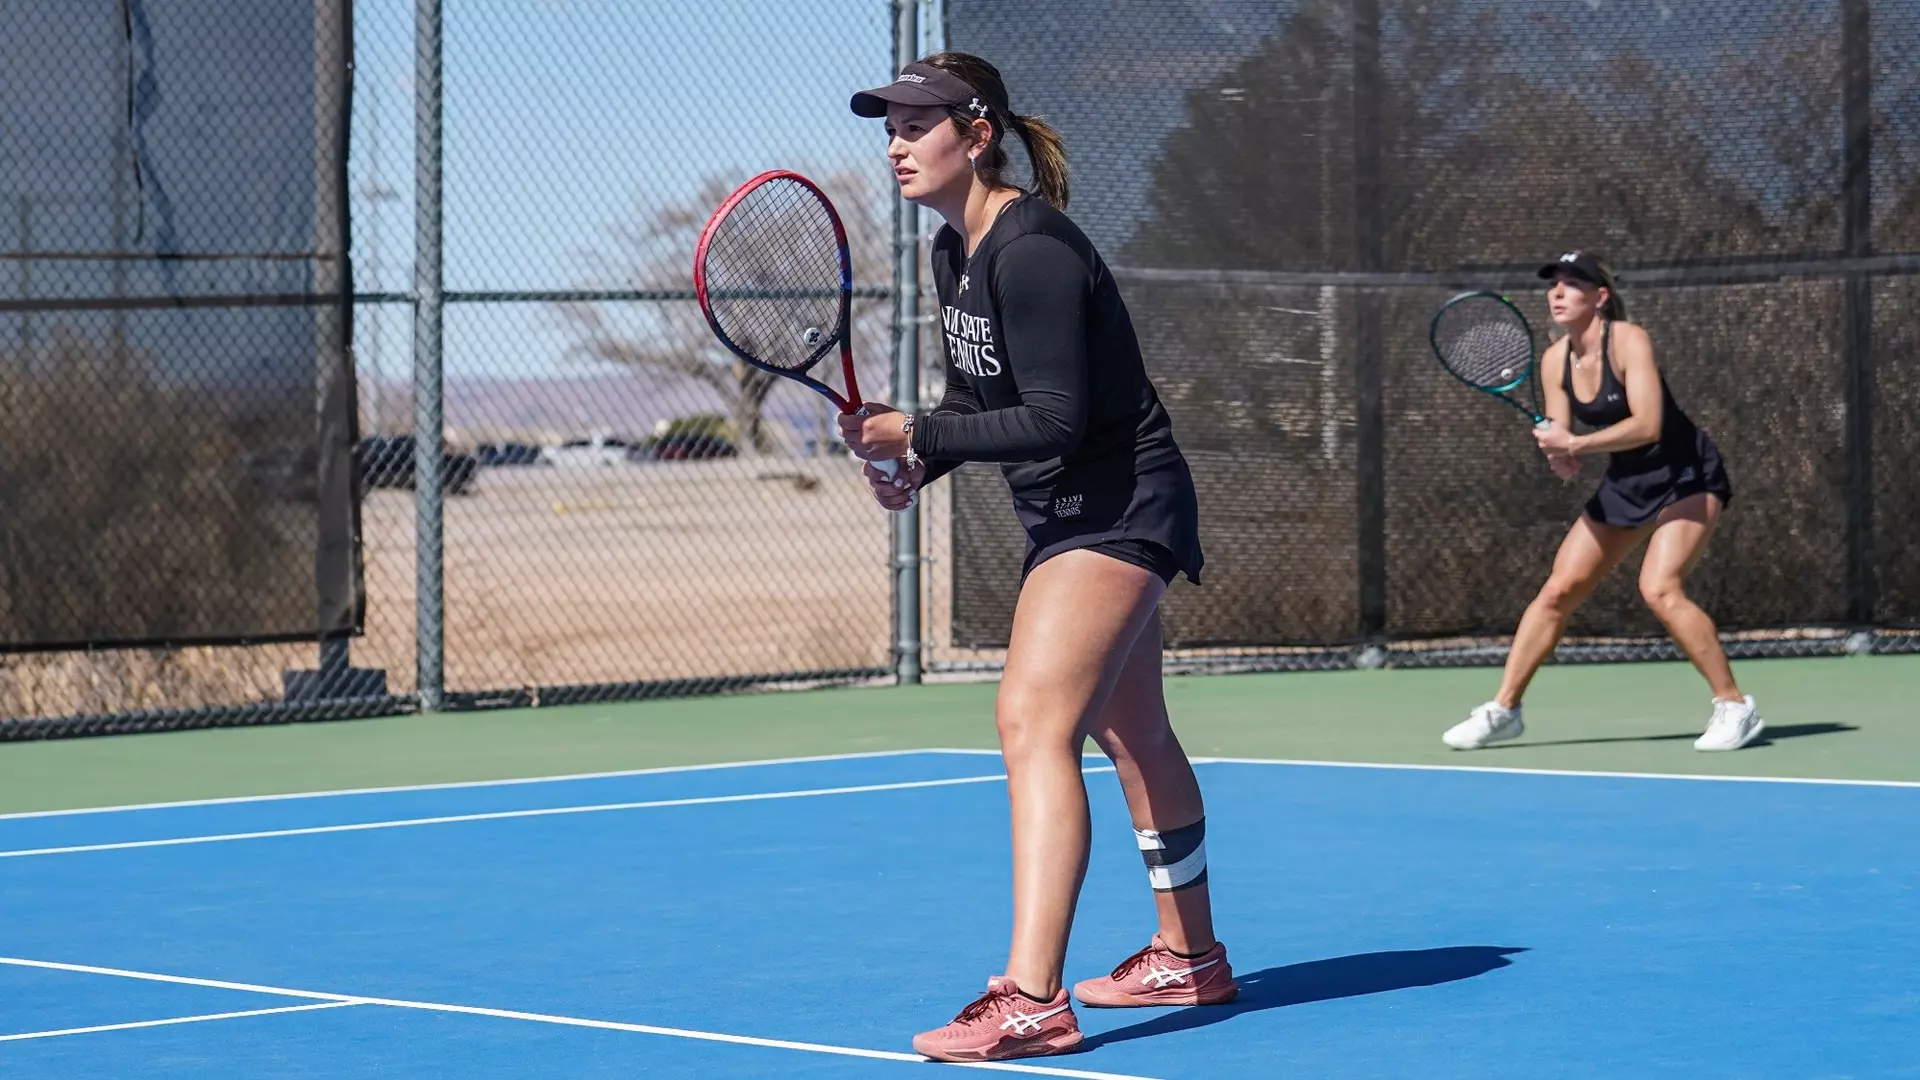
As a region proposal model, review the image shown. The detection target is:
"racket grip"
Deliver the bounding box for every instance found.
[852,405,917,509]
[872,457,916,509]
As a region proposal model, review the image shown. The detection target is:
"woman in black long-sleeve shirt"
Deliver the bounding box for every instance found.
[840,52,1235,1064]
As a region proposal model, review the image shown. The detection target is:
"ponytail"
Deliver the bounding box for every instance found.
[1007,112,1070,210]
[920,51,1071,210]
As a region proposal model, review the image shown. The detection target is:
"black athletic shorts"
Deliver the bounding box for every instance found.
[1016,452,1203,586]
[1029,537,1181,584]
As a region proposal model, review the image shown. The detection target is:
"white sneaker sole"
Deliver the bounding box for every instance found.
[1695,717,1765,752]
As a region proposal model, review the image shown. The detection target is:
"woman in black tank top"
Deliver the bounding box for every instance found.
[1557,317,1729,528]
[1441,252,1764,755]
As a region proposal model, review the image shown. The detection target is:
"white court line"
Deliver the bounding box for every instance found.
[928,748,1919,787]
[0,768,1119,860]
[0,749,947,821]
[0,957,1159,1080]
[0,1001,363,1043]
[1186,755,1920,789]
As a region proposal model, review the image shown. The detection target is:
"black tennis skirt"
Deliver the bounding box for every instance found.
[1585,426,1734,529]
[1011,451,1204,586]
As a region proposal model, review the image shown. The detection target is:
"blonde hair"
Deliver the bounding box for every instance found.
[1589,254,1629,321]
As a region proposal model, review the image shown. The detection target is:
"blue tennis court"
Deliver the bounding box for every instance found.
[2,748,1915,1078]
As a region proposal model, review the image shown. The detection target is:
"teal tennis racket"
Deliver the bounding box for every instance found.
[1428,291,1549,429]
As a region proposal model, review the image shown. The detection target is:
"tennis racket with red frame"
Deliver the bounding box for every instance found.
[692,170,909,504]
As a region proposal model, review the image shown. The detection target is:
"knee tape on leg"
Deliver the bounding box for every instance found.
[1134,818,1207,892]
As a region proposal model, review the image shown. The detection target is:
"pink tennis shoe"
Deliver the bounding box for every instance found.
[911,976,1083,1062]
[1073,934,1239,1007]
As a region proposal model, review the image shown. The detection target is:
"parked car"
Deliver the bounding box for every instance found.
[540,434,633,467]
[357,435,479,495]
[641,415,739,461]
[645,430,738,461]
[476,442,543,467]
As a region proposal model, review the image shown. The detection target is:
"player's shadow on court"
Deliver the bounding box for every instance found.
[1481,722,1855,749]
[1080,945,1527,1049]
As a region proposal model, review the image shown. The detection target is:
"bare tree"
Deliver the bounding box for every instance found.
[558,168,896,456]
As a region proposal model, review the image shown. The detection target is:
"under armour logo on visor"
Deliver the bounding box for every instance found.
[969,97,989,117]
[1560,253,1580,262]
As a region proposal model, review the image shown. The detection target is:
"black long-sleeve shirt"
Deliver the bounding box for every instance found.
[909,194,1183,498]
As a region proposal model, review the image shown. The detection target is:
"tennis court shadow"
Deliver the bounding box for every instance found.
[1483,722,1856,750]
[1747,722,1857,747]
[1079,945,1527,1050]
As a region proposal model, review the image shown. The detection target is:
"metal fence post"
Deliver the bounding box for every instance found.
[15,197,30,353]
[1352,0,1388,647]
[1842,0,1876,627]
[414,0,447,709]
[890,0,924,685]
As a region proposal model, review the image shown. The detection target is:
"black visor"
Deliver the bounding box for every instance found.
[850,62,996,121]
[1538,251,1607,285]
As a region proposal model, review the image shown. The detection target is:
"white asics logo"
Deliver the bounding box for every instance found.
[1560,252,1579,263]
[1140,958,1218,989]
[999,1001,1070,1036]
[897,73,927,83]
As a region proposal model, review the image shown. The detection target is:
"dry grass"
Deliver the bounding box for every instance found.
[396,459,892,692]
[0,338,313,647]
[3,457,895,720]
[0,445,1880,722]
[0,335,330,720]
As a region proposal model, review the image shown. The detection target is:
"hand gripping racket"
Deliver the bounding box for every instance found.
[692,170,912,508]
[1428,291,1551,429]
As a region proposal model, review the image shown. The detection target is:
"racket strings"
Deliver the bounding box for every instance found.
[700,179,846,373]
[1434,300,1534,390]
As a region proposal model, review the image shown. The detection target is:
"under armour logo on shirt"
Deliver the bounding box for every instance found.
[958,273,970,294]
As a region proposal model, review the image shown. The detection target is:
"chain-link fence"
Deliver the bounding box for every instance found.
[365,0,902,711]
[1,1,371,735]
[2,0,912,737]
[3,1,1916,739]
[934,0,1920,672]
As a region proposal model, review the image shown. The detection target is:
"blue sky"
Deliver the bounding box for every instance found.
[350,0,904,388]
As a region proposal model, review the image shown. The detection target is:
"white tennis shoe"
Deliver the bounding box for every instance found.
[1695,695,1764,751]
[1443,701,1524,750]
